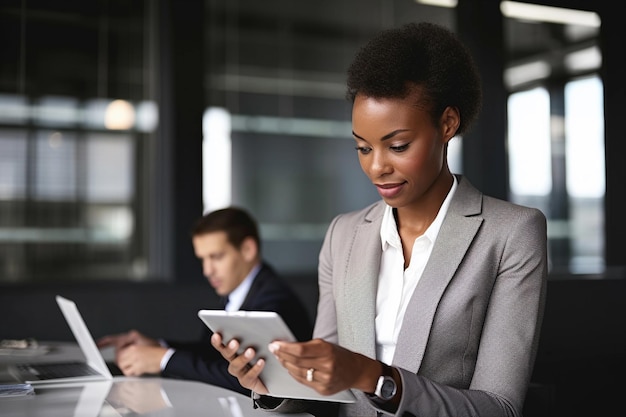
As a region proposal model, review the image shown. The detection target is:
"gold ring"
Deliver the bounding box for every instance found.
[306,368,315,382]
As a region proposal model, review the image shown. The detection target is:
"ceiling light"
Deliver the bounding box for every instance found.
[504,60,551,89]
[104,100,135,130]
[565,46,602,72]
[500,1,600,27]
[415,0,457,8]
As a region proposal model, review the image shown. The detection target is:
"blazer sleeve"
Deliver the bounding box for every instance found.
[312,214,342,342]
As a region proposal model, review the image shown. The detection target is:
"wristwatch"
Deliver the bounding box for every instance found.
[370,362,397,402]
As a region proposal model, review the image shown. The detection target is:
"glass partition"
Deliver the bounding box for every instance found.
[503,1,604,274]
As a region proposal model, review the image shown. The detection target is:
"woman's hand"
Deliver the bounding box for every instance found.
[210,332,269,394]
[268,338,381,396]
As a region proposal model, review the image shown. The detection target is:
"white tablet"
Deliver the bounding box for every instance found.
[197,310,356,403]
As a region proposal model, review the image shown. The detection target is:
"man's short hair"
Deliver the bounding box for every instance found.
[191,207,261,251]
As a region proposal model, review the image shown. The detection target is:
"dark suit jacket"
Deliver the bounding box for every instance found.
[161,262,313,395]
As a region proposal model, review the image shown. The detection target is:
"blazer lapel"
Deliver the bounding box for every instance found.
[393,176,483,372]
[239,264,267,310]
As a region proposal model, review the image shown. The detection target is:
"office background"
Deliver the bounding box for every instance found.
[0,1,624,416]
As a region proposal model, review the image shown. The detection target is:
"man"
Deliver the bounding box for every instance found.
[97,207,313,395]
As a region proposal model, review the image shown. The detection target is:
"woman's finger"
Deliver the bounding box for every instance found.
[211,333,240,361]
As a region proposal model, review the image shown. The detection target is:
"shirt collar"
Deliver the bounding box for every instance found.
[380,175,458,251]
[225,262,261,311]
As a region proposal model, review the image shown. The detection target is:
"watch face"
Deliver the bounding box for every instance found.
[380,377,396,399]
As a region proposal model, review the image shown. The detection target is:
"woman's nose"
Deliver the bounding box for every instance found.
[368,151,391,176]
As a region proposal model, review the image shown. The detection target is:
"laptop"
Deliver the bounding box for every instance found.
[8,295,113,385]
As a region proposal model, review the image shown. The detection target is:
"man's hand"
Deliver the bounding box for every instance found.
[116,345,166,376]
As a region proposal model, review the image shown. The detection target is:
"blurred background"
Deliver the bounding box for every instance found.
[0,1,624,415]
[0,0,620,282]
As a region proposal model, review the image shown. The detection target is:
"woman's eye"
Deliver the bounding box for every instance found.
[355,146,371,155]
[391,144,409,152]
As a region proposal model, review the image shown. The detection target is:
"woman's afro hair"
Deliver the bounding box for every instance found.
[346,22,482,136]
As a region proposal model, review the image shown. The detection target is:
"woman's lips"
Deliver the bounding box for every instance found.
[375,182,405,198]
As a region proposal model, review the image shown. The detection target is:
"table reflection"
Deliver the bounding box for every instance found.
[0,342,310,417]
[105,379,170,415]
[99,377,264,417]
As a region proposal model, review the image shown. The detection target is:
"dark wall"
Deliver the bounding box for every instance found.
[1,282,220,343]
[0,275,318,343]
[526,278,626,417]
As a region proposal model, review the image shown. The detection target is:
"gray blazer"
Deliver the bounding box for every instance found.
[265,175,547,417]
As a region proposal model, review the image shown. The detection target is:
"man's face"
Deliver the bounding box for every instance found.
[192,231,252,297]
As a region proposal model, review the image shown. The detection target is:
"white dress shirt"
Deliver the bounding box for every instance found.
[375,177,457,364]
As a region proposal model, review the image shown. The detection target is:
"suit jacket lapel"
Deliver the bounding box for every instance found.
[393,176,483,372]
[239,264,266,311]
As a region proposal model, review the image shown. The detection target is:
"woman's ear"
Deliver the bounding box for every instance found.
[441,106,461,142]
[240,236,258,263]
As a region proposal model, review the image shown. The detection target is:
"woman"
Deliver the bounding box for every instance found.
[211,22,547,417]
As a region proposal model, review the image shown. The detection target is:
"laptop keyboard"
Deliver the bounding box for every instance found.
[17,361,100,380]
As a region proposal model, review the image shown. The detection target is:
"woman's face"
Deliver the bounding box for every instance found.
[352,93,458,209]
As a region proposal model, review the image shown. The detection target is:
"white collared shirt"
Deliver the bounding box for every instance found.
[225,263,261,311]
[375,177,458,364]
